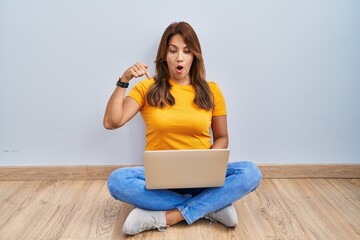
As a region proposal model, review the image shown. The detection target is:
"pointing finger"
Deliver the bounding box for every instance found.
[145,70,151,79]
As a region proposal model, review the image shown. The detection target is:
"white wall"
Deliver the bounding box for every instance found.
[1,0,359,166]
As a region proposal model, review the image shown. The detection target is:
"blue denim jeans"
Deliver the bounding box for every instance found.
[107,161,262,224]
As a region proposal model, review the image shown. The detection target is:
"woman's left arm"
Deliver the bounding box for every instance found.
[211,115,229,149]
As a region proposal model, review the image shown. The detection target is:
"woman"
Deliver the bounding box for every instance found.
[104,22,262,235]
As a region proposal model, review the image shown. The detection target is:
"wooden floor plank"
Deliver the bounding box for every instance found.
[77,181,121,239]
[308,179,360,234]
[89,183,122,238]
[45,180,94,205]
[233,199,265,240]
[35,181,99,240]
[332,179,360,205]
[303,179,360,239]
[0,181,65,240]
[30,203,78,240]
[244,179,316,239]
[270,179,324,239]
[0,181,48,239]
[0,181,39,228]
[273,179,359,240]
[60,181,110,239]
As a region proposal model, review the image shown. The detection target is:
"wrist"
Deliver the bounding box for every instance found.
[120,75,131,83]
[116,78,129,88]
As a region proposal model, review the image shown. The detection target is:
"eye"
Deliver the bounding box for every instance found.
[184,49,191,54]
[169,48,176,54]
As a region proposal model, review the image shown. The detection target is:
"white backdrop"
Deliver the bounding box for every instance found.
[1,0,359,166]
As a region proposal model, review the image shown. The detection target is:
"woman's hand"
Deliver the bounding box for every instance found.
[121,62,152,82]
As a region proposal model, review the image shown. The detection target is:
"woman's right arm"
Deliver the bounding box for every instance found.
[103,62,151,130]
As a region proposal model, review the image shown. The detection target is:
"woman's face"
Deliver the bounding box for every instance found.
[166,34,194,84]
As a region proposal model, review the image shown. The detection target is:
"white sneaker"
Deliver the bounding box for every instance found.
[205,204,238,227]
[122,208,169,235]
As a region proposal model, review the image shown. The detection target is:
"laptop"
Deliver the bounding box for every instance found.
[144,149,230,189]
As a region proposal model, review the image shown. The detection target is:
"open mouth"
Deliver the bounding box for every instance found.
[176,65,184,73]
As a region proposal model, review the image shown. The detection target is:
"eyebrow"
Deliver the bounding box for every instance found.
[168,44,189,48]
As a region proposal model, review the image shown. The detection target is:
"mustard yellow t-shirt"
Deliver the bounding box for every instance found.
[127,78,227,150]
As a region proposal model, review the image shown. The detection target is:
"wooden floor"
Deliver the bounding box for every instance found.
[0,179,359,240]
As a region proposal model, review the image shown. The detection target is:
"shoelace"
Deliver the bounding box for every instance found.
[140,216,169,232]
[205,215,218,223]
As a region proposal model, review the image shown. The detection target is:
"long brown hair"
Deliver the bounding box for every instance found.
[146,22,214,110]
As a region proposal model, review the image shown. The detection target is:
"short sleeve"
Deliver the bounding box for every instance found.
[127,79,155,109]
[209,82,227,116]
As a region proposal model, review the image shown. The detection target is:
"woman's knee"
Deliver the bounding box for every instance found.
[229,161,262,192]
[107,168,125,199]
[107,167,144,200]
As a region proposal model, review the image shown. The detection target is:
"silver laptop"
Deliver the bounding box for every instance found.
[144,149,230,189]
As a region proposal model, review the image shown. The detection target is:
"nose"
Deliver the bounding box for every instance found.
[176,52,184,62]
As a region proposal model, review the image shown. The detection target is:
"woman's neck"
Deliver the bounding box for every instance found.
[170,78,191,86]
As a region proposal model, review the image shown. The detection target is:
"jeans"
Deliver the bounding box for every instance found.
[107,161,262,224]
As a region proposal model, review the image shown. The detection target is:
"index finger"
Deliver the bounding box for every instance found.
[145,70,151,79]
